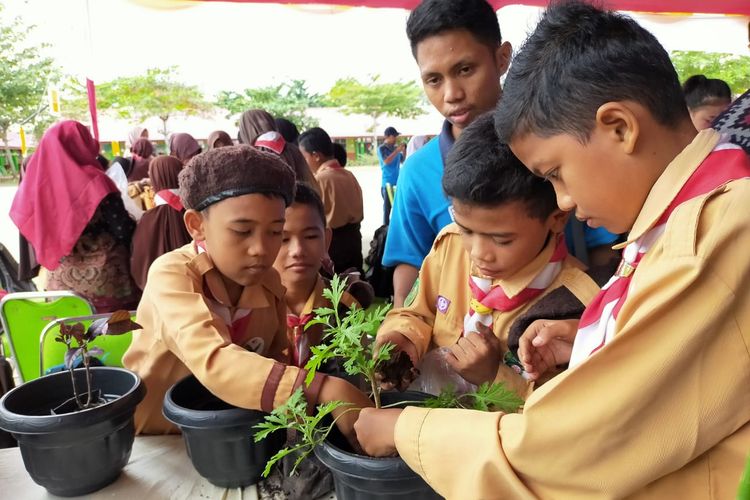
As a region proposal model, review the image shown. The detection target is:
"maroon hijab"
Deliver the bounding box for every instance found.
[127,138,154,182]
[130,155,191,290]
[170,133,202,164]
[10,121,117,270]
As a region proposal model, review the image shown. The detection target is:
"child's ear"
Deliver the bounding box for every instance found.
[547,209,570,234]
[495,41,512,76]
[595,101,640,155]
[183,209,206,241]
[324,227,332,252]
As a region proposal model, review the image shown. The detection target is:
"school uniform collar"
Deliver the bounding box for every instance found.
[615,129,720,249]
[319,159,344,172]
[188,243,285,310]
[476,233,557,299]
[438,119,455,165]
[289,275,325,317]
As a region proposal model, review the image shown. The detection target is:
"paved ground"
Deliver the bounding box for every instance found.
[0,165,384,267]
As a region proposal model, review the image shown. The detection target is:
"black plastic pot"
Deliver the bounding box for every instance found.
[162,374,285,488]
[315,391,442,500]
[0,367,146,497]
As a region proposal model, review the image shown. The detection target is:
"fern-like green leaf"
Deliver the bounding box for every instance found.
[470,382,524,413]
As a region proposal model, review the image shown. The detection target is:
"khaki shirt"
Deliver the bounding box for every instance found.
[380,224,599,396]
[285,275,358,367]
[394,130,750,499]
[315,159,364,229]
[123,244,321,435]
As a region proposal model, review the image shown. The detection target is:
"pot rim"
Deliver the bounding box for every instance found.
[162,374,268,429]
[0,366,145,433]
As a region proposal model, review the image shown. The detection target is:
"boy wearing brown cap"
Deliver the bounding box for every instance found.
[123,145,371,438]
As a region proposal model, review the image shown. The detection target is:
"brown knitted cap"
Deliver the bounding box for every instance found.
[179,144,296,211]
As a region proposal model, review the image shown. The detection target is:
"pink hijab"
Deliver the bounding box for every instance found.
[9,121,118,270]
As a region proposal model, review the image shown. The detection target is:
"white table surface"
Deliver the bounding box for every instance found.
[1,435,265,499]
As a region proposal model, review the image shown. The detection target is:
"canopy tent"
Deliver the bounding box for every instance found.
[82,0,749,140]
[198,0,750,15]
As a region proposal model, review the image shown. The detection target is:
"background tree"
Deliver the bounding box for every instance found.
[328,75,425,144]
[0,6,58,172]
[216,79,323,131]
[62,67,211,139]
[104,67,211,138]
[670,50,750,95]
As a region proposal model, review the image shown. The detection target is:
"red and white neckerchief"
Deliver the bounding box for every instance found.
[195,241,254,345]
[287,313,314,367]
[464,235,568,336]
[154,189,184,211]
[569,141,750,367]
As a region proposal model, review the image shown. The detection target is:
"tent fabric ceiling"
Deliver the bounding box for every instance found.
[199,0,750,16]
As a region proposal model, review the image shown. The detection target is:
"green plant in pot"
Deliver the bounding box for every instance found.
[255,276,524,499]
[0,311,146,497]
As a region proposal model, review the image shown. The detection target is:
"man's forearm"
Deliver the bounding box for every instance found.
[393,264,419,308]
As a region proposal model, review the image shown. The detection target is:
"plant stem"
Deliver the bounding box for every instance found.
[84,351,93,408]
[370,372,381,409]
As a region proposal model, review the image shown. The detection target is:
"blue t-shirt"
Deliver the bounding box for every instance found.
[378,143,403,187]
[383,121,455,268]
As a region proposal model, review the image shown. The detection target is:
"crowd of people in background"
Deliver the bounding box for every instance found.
[4,0,750,497]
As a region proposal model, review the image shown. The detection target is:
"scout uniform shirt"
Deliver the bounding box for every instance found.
[314,159,364,230]
[123,243,323,435]
[393,129,750,499]
[379,224,599,397]
[285,274,358,368]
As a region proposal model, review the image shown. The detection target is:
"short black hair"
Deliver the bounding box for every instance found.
[495,1,689,143]
[332,143,347,167]
[292,181,326,227]
[275,117,300,144]
[682,75,732,110]
[406,0,501,57]
[444,113,557,220]
[298,127,333,158]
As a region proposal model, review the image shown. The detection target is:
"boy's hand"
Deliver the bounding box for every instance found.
[445,322,502,385]
[354,408,403,457]
[517,319,579,380]
[374,331,420,391]
[319,376,374,452]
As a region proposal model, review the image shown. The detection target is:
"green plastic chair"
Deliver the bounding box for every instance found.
[39,311,137,376]
[0,291,95,383]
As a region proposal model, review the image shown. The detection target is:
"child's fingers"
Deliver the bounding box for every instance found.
[473,322,502,349]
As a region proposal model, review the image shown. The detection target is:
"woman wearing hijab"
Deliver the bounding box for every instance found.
[10,121,140,312]
[129,156,191,290]
[207,130,233,150]
[127,126,148,150]
[238,109,319,191]
[127,138,154,182]
[169,133,202,164]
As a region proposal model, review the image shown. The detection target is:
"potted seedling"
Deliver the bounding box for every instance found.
[254,276,524,500]
[162,373,286,488]
[0,310,146,497]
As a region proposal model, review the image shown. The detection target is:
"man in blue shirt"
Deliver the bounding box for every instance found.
[377,126,406,224]
[383,0,512,306]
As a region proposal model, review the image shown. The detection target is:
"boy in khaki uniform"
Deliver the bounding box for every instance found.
[355,3,750,499]
[273,182,373,368]
[375,114,599,398]
[298,127,364,274]
[124,145,370,437]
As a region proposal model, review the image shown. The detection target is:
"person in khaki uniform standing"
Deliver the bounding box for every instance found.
[299,127,364,274]
[355,3,750,499]
[123,146,371,440]
[374,114,599,398]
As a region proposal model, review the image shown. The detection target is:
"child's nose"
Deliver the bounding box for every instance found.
[556,191,576,212]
